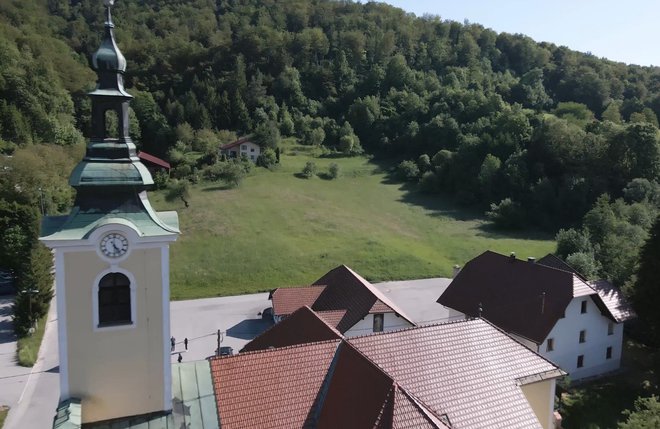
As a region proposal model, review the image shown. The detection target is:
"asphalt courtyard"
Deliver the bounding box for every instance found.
[1,277,451,428]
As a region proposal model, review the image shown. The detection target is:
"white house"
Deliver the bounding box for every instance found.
[268,265,416,336]
[219,137,261,162]
[438,251,635,380]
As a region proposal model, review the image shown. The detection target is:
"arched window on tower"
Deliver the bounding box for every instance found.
[98,272,131,326]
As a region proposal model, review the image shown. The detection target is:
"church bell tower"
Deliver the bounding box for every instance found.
[40,0,179,423]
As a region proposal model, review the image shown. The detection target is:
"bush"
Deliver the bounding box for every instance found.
[153,170,170,189]
[486,198,525,229]
[328,163,341,179]
[301,161,317,178]
[396,160,420,182]
[257,148,278,169]
[419,171,439,193]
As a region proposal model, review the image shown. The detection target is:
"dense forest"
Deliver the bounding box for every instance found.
[2,0,660,343]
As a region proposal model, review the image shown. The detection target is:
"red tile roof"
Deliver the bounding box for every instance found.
[438,251,586,344]
[270,285,325,317]
[220,137,258,150]
[240,306,342,353]
[210,340,340,428]
[349,319,564,429]
[137,151,170,169]
[212,318,562,428]
[316,309,347,328]
[312,265,415,332]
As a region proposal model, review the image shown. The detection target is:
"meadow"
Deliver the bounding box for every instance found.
[151,145,555,299]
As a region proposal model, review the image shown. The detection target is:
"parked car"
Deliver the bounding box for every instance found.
[218,346,234,356]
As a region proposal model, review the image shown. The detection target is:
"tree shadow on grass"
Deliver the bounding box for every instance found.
[201,184,234,192]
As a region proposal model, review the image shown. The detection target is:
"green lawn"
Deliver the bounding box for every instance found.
[16,309,48,367]
[0,406,8,428]
[560,338,660,428]
[152,144,554,299]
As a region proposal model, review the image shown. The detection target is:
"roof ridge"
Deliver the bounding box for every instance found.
[341,265,417,326]
[346,316,476,341]
[213,336,342,360]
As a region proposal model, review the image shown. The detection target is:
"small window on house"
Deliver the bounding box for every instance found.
[98,272,131,327]
[580,300,588,314]
[250,148,255,152]
[579,330,586,343]
[373,314,384,332]
[241,145,247,150]
[546,338,554,352]
[608,322,614,335]
[577,355,584,368]
[606,346,613,359]
[250,155,255,161]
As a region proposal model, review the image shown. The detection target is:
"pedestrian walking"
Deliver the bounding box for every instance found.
[170,336,176,352]
[177,353,182,363]
[184,337,188,350]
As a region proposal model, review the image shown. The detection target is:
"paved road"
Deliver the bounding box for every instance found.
[1,296,60,429]
[1,277,452,427]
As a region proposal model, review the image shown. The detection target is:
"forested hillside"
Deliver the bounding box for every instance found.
[3,0,660,292]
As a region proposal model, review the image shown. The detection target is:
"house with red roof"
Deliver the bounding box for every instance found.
[137,151,170,175]
[219,137,261,162]
[438,251,635,380]
[269,265,416,336]
[213,315,565,429]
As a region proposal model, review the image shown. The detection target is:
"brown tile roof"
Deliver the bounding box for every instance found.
[315,342,395,428]
[316,309,347,328]
[220,136,257,150]
[349,319,564,429]
[137,151,171,169]
[538,254,635,320]
[312,265,415,332]
[212,318,562,429]
[270,285,325,317]
[210,340,341,428]
[589,279,636,322]
[438,251,585,344]
[240,306,342,353]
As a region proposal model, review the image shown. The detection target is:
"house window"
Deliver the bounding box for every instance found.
[241,145,247,150]
[580,300,588,314]
[546,338,554,352]
[606,347,613,359]
[250,155,255,161]
[608,322,614,335]
[98,273,131,327]
[579,330,586,343]
[250,148,255,152]
[577,355,584,368]
[373,314,384,332]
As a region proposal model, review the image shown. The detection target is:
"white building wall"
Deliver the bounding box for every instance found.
[239,142,261,162]
[345,313,413,337]
[539,296,623,380]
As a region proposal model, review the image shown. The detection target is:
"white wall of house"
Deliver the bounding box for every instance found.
[238,141,261,162]
[539,296,623,380]
[344,313,413,337]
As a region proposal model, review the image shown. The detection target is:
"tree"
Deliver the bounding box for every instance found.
[252,121,281,149]
[396,160,420,182]
[486,198,525,229]
[555,228,593,259]
[328,163,341,179]
[165,180,191,208]
[631,215,660,343]
[256,148,277,169]
[618,396,660,429]
[301,161,317,178]
[565,252,600,279]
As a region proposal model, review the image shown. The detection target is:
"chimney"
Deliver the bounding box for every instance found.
[509,252,516,261]
[528,257,536,263]
[452,265,461,278]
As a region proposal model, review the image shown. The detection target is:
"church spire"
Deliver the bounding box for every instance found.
[69,0,153,194]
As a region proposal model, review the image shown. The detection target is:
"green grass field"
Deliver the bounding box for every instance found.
[151,143,554,299]
[0,406,8,428]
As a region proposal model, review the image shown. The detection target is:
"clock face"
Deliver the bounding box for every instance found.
[100,233,129,258]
